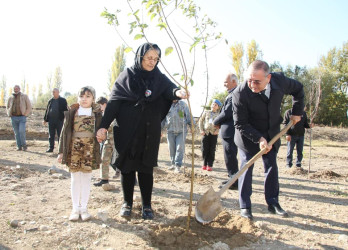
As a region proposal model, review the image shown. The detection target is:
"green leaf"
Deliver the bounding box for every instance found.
[133,9,139,16]
[134,34,144,40]
[124,47,133,53]
[165,47,173,56]
[146,0,153,9]
[190,79,194,86]
[157,22,167,30]
[150,13,156,20]
[173,73,179,76]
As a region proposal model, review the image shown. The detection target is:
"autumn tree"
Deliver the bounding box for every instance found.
[0,89,4,106]
[53,67,63,92]
[230,42,244,82]
[0,75,6,103]
[109,45,126,91]
[246,39,262,66]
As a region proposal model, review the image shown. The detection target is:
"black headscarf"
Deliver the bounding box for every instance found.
[109,43,173,105]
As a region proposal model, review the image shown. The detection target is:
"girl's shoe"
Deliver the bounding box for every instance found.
[69,209,80,221]
[206,166,213,171]
[120,203,132,217]
[202,165,207,170]
[80,209,91,221]
[142,205,154,220]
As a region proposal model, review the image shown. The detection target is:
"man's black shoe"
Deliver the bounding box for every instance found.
[120,203,132,217]
[219,180,238,190]
[93,180,109,187]
[46,148,54,153]
[240,208,253,220]
[268,203,288,217]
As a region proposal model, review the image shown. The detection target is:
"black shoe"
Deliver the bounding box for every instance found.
[120,203,132,217]
[219,180,238,190]
[16,147,22,151]
[93,180,109,187]
[22,145,27,151]
[296,164,301,168]
[240,208,253,220]
[142,205,154,220]
[46,148,54,153]
[268,203,288,217]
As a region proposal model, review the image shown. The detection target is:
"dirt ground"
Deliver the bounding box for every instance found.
[0,108,348,250]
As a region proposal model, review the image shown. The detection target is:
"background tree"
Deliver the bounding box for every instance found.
[246,39,262,66]
[108,45,126,91]
[66,94,78,106]
[53,66,63,92]
[25,83,29,96]
[0,89,4,106]
[8,87,12,98]
[230,42,244,83]
[1,75,6,103]
[31,85,37,106]
[21,78,26,94]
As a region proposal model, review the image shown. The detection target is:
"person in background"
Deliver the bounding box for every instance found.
[199,99,222,171]
[232,60,304,220]
[93,97,120,187]
[57,86,103,221]
[96,43,188,220]
[213,73,239,190]
[6,85,32,151]
[283,108,312,168]
[43,88,68,153]
[162,99,193,173]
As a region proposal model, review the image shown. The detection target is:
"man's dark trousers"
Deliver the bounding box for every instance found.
[222,137,238,183]
[238,147,279,209]
[48,119,63,149]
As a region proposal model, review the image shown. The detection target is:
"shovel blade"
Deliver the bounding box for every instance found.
[195,186,223,224]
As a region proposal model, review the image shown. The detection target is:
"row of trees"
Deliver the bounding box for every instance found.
[212,41,347,127]
[0,45,127,108]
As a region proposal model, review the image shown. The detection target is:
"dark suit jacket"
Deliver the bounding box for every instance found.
[44,96,68,122]
[213,88,235,139]
[232,72,304,154]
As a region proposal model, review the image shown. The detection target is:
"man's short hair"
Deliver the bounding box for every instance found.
[96,97,108,105]
[248,60,270,75]
[53,88,59,92]
[229,73,238,83]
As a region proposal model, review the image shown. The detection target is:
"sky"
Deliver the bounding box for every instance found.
[0,0,347,116]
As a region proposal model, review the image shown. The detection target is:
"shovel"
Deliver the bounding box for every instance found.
[195,121,294,224]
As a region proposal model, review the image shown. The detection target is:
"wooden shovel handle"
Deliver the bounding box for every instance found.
[217,120,294,196]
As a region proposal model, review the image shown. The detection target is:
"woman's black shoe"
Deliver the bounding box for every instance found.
[120,203,132,217]
[93,179,109,187]
[142,206,154,220]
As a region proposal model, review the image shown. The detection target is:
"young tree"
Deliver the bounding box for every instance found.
[101,0,223,230]
[109,45,126,91]
[230,42,244,83]
[0,89,4,106]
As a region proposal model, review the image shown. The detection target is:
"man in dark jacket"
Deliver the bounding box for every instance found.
[232,60,304,220]
[43,88,68,152]
[213,73,239,189]
[283,109,311,168]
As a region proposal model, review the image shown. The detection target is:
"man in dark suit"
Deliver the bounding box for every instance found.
[43,88,68,152]
[232,60,304,220]
[213,73,239,189]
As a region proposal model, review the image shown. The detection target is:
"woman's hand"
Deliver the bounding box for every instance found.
[176,89,190,99]
[96,128,107,143]
[259,137,272,154]
[57,154,63,163]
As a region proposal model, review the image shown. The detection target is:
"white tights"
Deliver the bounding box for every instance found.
[71,172,92,211]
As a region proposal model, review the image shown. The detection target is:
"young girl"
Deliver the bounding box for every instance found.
[57,86,103,221]
[199,99,222,171]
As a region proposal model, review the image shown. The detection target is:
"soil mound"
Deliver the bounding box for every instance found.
[149,212,257,249]
[310,170,343,179]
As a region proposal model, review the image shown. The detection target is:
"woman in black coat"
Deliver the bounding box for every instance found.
[97,43,188,219]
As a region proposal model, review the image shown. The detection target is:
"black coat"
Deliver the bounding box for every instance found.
[232,72,304,154]
[44,96,68,122]
[283,109,310,136]
[99,68,179,172]
[213,88,235,139]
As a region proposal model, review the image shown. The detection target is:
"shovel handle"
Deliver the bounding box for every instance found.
[217,120,294,196]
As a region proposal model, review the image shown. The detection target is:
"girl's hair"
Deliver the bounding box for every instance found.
[78,86,96,99]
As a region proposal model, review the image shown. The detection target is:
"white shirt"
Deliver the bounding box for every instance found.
[78,106,92,116]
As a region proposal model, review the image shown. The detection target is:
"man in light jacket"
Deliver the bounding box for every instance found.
[6,85,32,151]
